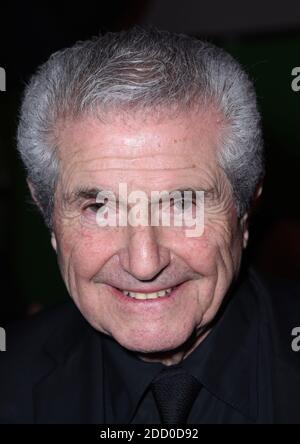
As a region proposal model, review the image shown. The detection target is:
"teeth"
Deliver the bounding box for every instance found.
[121,288,172,299]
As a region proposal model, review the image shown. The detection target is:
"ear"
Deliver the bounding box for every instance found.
[240,212,249,249]
[27,179,43,213]
[51,232,57,252]
[240,183,263,249]
[27,179,57,252]
[255,184,263,201]
[251,183,263,216]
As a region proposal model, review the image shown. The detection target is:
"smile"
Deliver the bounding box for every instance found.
[121,288,172,300]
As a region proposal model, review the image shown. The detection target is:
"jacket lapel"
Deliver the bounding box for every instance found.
[33,304,105,424]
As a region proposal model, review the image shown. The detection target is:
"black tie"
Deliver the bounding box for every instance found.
[151,366,201,424]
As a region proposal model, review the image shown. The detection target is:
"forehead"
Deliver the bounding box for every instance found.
[58,106,223,157]
[56,107,226,193]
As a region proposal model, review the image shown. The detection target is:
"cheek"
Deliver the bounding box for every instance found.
[177,233,222,275]
[56,227,115,280]
[178,217,241,275]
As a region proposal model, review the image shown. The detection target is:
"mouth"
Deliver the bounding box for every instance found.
[109,284,183,303]
[120,287,173,300]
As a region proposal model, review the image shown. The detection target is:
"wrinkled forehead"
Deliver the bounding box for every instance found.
[56,105,226,164]
[54,106,229,199]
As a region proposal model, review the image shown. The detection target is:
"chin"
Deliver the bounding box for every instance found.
[110,323,196,355]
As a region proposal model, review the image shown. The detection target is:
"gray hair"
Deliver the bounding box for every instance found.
[17,27,264,228]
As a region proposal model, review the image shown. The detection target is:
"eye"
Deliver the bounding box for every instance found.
[85,202,106,213]
[173,196,195,211]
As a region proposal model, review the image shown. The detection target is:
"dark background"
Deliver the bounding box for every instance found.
[1,0,300,323]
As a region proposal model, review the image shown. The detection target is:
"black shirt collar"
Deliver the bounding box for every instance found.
[101,335,164,423]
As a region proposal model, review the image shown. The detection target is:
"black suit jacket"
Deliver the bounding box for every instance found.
[0,267,300,424]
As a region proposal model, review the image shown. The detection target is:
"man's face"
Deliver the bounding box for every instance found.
[51,108,247,355]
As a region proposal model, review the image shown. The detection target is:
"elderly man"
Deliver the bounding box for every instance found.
[0,28,299,424]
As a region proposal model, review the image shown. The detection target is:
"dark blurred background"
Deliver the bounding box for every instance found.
[1,0,300,323]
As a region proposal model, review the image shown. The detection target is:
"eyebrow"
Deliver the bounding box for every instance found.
[63,185,215,207]
[63,187,105,206]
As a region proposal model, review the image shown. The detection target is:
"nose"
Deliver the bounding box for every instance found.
[118,226,171,281]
